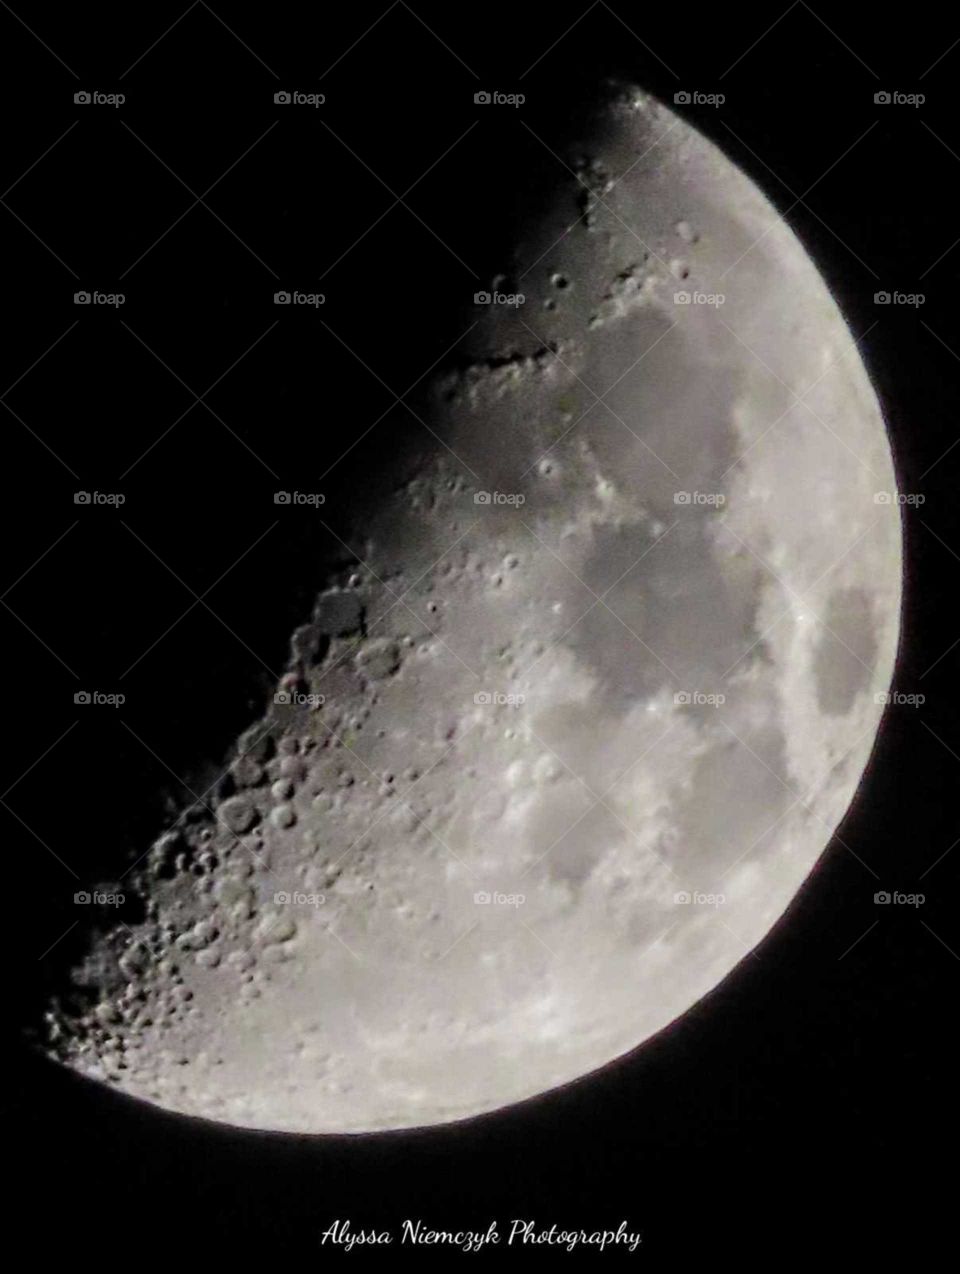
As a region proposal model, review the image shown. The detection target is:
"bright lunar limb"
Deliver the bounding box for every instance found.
[43,86,901,1132]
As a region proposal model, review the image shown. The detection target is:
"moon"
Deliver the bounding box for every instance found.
[42,86,901,1133]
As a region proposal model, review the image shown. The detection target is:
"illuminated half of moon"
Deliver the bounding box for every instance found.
[44,87,902,1132]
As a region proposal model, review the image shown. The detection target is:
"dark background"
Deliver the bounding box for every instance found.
[2,0,957,1261]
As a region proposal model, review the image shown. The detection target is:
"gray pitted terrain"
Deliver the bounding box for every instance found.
[44,88,900,1132]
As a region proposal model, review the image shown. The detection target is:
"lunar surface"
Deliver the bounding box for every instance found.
[43,86,901,1132]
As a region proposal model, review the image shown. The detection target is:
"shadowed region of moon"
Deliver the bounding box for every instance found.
[35,85,901,1133]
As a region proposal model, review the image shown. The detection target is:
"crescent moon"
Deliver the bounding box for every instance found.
[43,86,901,1133]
